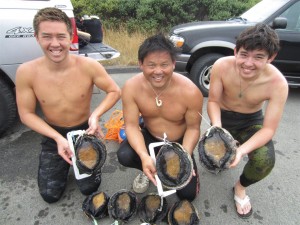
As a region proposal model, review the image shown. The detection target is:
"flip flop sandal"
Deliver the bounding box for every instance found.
[233,188,253,219]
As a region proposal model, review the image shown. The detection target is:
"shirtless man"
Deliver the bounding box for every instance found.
[15,7,121,203]
[208,23,288,218]
[117,34,203,201]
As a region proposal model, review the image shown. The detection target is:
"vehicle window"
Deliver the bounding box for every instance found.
[241,0,289,22]
[279,1,300,31]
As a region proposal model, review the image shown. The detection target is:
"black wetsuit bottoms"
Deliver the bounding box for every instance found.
[117,128,200,201]
[221,109,275,187]
[38,121,101,203]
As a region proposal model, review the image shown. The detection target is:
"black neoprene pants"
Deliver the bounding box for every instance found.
[117,128,200,201]
[38,121,101,203]
[221,110,275,187]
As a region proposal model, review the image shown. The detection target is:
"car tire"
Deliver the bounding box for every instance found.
[190,53,224,97]
[0,79,17,137]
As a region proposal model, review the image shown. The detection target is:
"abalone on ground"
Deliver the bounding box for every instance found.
[168,199,200,225]
[82,191,110,219]
[138,193,168,224]
[108,189,138,223]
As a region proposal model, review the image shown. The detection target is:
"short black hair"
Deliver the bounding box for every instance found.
[138,33,178,63]
[236,23,280,58]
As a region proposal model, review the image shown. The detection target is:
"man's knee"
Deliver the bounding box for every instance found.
[254,144,275,176]
[177,192,197,201]
[76,172,102,195]
[39,188,64,203]
[38,146,70,202]
[117,142,135,167]
[176,174,200,201]
[117,148,126,166]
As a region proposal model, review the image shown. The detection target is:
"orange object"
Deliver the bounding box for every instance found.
[104,110,124,141]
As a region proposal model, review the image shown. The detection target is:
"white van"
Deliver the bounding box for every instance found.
[0,0,120,136]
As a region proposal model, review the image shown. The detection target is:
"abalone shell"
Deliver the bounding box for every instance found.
[108,189,137,223]
[156,142,193,190]
[198,126,238,174]
[75,134,106,174]
[82,191,109,219]
[138,193,168,223]
[168,200,200,225]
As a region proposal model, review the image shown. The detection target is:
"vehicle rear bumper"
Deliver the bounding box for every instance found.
[79,43,120,61]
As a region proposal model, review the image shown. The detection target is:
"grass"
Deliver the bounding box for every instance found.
[100,28,151,66]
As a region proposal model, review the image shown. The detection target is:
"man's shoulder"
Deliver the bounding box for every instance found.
[72,54,94,65]
[69,55,107,75]
[173,73,203,97]
[125,73,144,84]
[16,57,43,76]
[267,64,288,86]
[215,55,235,67]
[174,72,199,87]
[268,63,283,75]
[21,57,43,67]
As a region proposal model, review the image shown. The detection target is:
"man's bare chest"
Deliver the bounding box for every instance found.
[137,95,186,122]
[33,76,93,106]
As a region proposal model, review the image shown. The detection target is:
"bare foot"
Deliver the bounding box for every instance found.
[234,181,252,217]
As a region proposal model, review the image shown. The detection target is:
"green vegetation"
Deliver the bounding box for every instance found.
[201,0,260,20]
[71,0,260,33]
[71,0,260,66]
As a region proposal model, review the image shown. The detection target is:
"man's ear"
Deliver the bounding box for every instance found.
[234,47,237,56]
[138,60,143,70]
[268,53,277,63]
[34,32,39,41]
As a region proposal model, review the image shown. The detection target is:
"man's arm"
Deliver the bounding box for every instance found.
[182,84,203,155]
[85,59,121,136]
[16,64,73,164]
[122,78,157,185]
[207,59,224,127]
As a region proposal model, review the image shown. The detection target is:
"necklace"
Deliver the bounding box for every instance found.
[238,75,255,98]
[148,79,172,107]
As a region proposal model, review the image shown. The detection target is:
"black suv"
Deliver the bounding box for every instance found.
[169,0,300,96]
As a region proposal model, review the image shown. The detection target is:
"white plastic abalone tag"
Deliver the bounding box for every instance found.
[67,130,92,180]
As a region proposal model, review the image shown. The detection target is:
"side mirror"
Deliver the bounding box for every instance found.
[271,17,287,29]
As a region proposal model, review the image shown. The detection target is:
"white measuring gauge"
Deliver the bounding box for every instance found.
[149,141,176,198]
[67,130,92,180]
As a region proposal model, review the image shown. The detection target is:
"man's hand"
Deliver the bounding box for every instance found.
[86,116,104,138]
[192,169,196,177]
[141,155,157,186]
[229,148,243,168]
[57,137,73,165]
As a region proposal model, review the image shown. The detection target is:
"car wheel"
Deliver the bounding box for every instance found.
[0,79,17,137]
[190,53,224,97]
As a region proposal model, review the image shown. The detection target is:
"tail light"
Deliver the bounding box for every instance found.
[70,17,79,51]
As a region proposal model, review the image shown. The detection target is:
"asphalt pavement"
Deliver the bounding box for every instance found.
[0,72,299,225]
